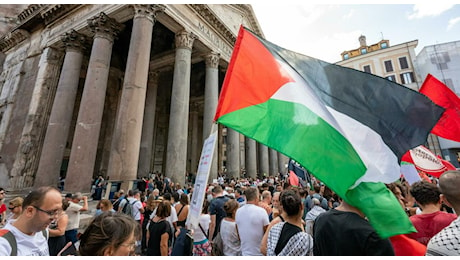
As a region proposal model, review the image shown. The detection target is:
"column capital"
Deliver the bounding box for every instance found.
[132,4,165,23]
[175,30,197,51]
[61,29,87,53]
[148,70,160,85]
[87,12,124,42]
[204,52,220,69]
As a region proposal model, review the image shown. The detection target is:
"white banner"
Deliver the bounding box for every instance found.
[186,130,217,230]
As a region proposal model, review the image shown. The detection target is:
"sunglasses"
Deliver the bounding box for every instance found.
[8,206,17,210]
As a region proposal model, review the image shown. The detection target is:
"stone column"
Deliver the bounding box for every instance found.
[35,30,86,187]
[137,71,159,178]
[10,47,63,189]
[107,5,164,190]
[269,148,278,176]
[258,142,269,178]
[245,137,257,179]
[278,152,288,174]
[65,13,123,193]
[165,30,196,186]
[189,104,199,174]
[226,127,240,179]
[203,52,219,182]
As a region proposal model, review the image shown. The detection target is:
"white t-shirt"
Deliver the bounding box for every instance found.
[0,222,49,256]
[220,218,241,256]
[65,201,83,230]
[127,198,143,221]
[192,214,210,243]
[235,203,269,256]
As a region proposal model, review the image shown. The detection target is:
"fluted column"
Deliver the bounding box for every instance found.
[189,104,199,174]
[226,127,240,179]
[245,137,257,179]
[35,30,86,187]
[108,5,164,188]
[278,152,288,174]
[65,13,123,193]
[165,30,196,185]
[203,52,219,182]
[269,148,278,176]
[258,142,269,178]
[138,71,159,178]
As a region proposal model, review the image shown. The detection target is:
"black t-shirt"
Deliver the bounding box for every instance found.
[313,209,395,256]
[275,222,302,255]
[147,219,172,256]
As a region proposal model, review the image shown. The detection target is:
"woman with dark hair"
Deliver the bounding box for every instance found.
[220,199,241,256]
[265,190,313,256]
[146,200,172,256]
[175,193,189,228]
[78,212,141,256]
[48,199,69,256]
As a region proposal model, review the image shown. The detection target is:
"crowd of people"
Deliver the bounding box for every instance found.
[0,169,459,256]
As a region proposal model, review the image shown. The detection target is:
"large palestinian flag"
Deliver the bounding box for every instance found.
[214,26,444,238]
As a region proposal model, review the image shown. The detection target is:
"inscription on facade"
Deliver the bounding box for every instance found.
[197,21,232,59]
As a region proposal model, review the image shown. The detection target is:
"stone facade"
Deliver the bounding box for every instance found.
[0,4,287,192]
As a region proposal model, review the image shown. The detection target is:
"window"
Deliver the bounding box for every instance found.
[399,57,409,69]
[363,65,371,73]
[444,78,454,89]
[384,60,393,72]
[386,75,396,82]
[361,48,367,54]
[381,42,388,49]
[343,53,349,60]
[400,72,414,84]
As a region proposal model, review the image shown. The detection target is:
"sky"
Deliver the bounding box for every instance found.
[250,3,460,63]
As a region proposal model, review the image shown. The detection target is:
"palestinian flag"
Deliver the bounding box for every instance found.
[214,26,444,238]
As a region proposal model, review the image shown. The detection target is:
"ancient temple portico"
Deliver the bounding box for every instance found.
[0,4,289,192]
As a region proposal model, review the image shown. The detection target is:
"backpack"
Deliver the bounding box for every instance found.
[0,229,48,256]
[122,198,136,217]
[171,227,193,256]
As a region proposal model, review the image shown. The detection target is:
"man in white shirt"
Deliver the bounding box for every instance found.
[235,187,269,256]
[65,192,88,244]
[0,186,62,256]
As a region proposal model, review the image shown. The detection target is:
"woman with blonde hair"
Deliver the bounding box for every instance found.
[220,199,241,256]
[5,196,23,224]
[79,211,141,256]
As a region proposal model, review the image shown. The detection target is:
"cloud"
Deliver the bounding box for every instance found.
[447,17,460,31]
[408,4,455,19]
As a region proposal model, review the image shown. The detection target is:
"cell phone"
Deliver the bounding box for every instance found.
[59,242,77,256]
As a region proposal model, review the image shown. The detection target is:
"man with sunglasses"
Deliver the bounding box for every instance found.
[0,186,62,255]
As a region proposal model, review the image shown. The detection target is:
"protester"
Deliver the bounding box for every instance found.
[220,199,241,256]
[64,192,88,244]
[175,193,189,228]
[5,197,23,225]
[426,170,460,256]
[0,186,62,256]
[0,188,6,226]
[265,190,313,256]
[258,190,272,215]
[407,180,457,245]
[304,197,327,235]
[235,186,269,255]
[79,211,140,256]
[313,199,395,255]
[268,191,281,222]
[208,185,230,240]
[48,199,69,256]
[141,194,157,254]
[146,200,172,256]
[191,199,211,256]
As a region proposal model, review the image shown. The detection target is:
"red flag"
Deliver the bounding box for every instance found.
[288,170,299,187]
[419,74,460,142]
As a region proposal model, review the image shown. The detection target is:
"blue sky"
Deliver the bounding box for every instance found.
[251,3,460,63]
